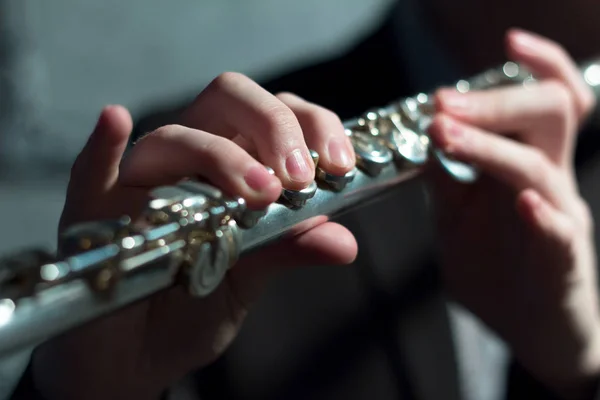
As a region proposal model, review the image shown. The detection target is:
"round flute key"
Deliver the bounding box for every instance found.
[187,236,229,297]
[386,117,428,166]
[281,180,318,208]
[316,167,357,192]
[223,219,242,267]
[177,180,223,201]
[399,97,420,123]
[432,148,479,183]
[237,207,268,229]
[347,129,393,176]
[224,197,246,221]
[148,186,191,211]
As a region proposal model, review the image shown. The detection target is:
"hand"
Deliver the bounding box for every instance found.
[428,29,600,399]
[33,75,358,399]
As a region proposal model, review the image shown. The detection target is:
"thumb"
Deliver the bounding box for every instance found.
[60,106,133,232]
[228,218,358,307]
[71,105,133,191]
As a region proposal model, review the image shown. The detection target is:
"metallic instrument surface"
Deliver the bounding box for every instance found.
[0,58,598,357]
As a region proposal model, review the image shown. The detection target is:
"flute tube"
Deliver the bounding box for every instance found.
[0,58,598,358]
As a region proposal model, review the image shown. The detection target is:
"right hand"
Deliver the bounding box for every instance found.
[35,74,358,400]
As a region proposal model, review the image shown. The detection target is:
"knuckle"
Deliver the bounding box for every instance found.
[195,136,225,165]
[146,124,180,142]
[275,91,300,102]
[199,134,231,156]
[545,80,574,115]
[575,198,594,235]
[208,71,250,93]
[258,102,299,138]
[546,40,570,62]
[541,80,575,131]
[479,91,504,121]
[529,148,548,168]
[318,107,343,127]
[561,221,579,261]
[528,149,553,183]
[301,106,343,134]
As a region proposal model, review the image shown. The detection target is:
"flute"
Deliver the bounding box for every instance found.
[0,59,598,357]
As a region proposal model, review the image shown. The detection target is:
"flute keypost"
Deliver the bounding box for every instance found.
[0,59,598,357]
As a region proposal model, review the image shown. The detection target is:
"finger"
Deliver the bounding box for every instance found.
[181,72,315,190]
[516,188,576,267]
[276,92,355,176]
[428,114,567,208]
[228,219,358,306]
[120,125,282,209]
[71,105,133,191]
[505,28,596,118]
[435,81,576,164]
[60,106,133,231]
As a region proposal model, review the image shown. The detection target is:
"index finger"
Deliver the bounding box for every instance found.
[506,28,595,118]
[180,72,315,191]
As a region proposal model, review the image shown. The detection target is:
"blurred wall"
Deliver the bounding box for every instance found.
[0,0,393,253]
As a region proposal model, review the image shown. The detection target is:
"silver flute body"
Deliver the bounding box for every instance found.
[0,59,599,357]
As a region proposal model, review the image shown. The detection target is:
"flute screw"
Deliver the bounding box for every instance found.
[309,149,319,170]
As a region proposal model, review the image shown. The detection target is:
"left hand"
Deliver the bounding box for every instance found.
[33,76,358,400]
[427,29,600,399]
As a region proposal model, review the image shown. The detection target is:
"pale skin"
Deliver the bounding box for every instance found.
[32,29,600,400]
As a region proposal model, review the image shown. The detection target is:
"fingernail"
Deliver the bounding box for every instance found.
[438,118,464,154]
[440,91,470,112]
[286,149,312,182]
[244,165,274,192]
[445,119,464,139]
[328,137,352,169]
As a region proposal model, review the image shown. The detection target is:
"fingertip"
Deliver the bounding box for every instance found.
[428,114,463,154]
[106,104,133,126]
[426,114,445,144]
[504,27,539,59]
[337,233,359,264]
[93,105,133,145]
[318,135,356,177]
[434,88,473,117]
[295,222,358,265]
[505,27,525,48]
[282,148,316,191]
[73,105,133,183]
[264,175,284,202]
[242,165,283,209]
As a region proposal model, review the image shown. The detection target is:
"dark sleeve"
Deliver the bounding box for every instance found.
[506,361,600,400]
[9,362,45,400]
